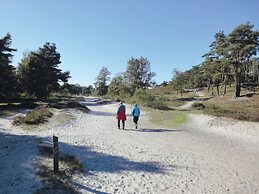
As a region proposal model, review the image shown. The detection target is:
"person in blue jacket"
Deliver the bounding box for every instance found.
[131,103,140,129]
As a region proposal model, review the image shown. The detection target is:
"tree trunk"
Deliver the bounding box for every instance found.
[235,82,241,97]
[234,66,242,98]
[207,81,211,93]
[224,81,227,95]
[180,89,183,97]
[216,84,220,96]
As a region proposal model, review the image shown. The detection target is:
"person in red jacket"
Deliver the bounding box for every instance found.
[116,102,126,129]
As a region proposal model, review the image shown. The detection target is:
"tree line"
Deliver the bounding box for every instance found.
[0,33,70,101]
[0,32,156,101]
[171,23,259,97]
[1,22,258,101]
[0,33,156,101]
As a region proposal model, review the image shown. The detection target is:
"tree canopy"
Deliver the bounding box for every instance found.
[108,73,129,97]
[94,67,111,96]
[0,33,17,100]
[211,23,259,97]
[17,42,70,99]
[170,22,259,97]
[124,56,156,94]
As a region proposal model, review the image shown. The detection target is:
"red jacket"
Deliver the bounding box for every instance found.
[116,105,126,120]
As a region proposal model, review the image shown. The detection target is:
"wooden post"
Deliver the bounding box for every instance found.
[53,136,59,174]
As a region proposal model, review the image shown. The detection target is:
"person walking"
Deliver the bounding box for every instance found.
[116,102,126,129]
[131,103,140,129]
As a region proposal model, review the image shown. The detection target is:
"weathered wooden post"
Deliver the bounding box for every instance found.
[53,136,59,174]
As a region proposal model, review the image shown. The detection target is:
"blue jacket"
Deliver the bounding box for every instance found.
[131,105,140,117]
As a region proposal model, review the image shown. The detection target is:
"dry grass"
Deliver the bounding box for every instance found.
[202,94,259,122]
[34,145,83,194]
[12,108,53,125]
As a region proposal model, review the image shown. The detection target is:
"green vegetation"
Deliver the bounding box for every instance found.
[0,33,17,100]
[1,33,71,101]
[170,23,259,98]
[98,56,156,98]
[17,43,70,99]
[108,73,130,98]
[94,67,111,96]
[148,109,189,128]
[124,57,156,94]
[1,22,259,123]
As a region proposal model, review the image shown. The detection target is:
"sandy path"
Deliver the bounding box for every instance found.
[1,98,259,193]
[57,99,259,193]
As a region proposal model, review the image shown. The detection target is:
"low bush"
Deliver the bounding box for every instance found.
[131,89,171,110]
[49,100,90,112]
[133,88,155,102]
[192,102,205,110]
[146,100,171,110]
[66,101,90,112]
[157,94,170,101]
[13,108,53,125]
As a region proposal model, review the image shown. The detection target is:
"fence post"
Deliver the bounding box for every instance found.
[53,136,59,174]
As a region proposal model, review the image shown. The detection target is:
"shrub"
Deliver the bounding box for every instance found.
[133,88,155,103]
[13,108,53,125]
[49,100,90,112]
[66,101,90,112]
[131,89,171,110]
[157,94,170,101]
[192,102,205,110]
[146,100,171,110]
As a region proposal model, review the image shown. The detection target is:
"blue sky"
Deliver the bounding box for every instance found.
[1,0,259,86]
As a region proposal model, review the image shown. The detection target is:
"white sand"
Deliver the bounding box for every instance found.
[0,98,259,193]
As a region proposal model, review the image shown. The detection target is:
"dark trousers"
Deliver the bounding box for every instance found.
[118,120,125,129]
[133,116,139,125]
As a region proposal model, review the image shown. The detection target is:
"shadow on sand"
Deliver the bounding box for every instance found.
[80,99,112,107]
[0,132,42,194]
[88,110,116,117]
[59,141,165,174]
[0,132,179,193]
[124,128,182,133]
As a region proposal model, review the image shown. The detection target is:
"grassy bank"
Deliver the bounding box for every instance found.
[200,94,259,122]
